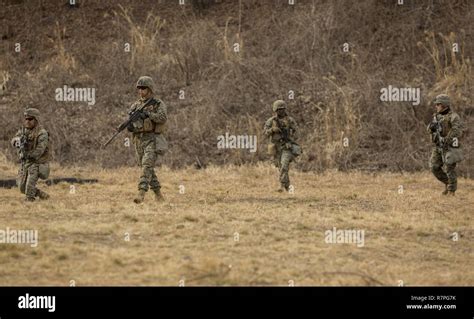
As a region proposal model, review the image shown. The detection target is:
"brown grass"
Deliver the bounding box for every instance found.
[0,159,472,286]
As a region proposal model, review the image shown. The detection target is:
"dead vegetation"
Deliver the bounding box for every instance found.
[0,0,472,174]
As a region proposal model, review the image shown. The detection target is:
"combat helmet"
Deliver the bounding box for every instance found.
[24,108,40,120]
[272,100,286,112]
[136,76,155,92]
[433,94,451,107]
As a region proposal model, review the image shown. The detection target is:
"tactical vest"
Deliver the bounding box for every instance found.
[267,115,302,157]
[271,116,292,144]
[27,126,50,163]
[134,99,167,134]
[435,111,453,138]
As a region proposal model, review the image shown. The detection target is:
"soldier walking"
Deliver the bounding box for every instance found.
[427,94,464,195]
[127,76,168,203]
[263,100,302,192]
[11,108,50,201]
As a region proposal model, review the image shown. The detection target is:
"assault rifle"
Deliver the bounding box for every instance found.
[102,98,154,148]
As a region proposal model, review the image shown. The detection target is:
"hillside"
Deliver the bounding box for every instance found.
[0,0,472,174]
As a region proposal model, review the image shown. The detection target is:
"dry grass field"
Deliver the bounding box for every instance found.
[0,157,472,286]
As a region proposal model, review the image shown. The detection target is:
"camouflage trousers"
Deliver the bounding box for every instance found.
[134,133,161,192]
[429,147,457,191]
[274,149,294,189]
[17,162,45,200]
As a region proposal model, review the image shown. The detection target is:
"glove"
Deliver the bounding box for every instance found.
[429,122,437,132]
[126,122,135,132]
[140,111,149,120]
[11,137,21,148]
[272,127,281,134]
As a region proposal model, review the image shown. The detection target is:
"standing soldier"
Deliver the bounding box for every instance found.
[11,108,50,201]
[127,76,168,203]
[263,100,302,192]
[427,94,464,195]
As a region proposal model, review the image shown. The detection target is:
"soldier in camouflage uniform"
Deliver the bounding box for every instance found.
[127,76,168,203]
[11,108,50,201]
[263,100,301,192]
[427,94,464,195]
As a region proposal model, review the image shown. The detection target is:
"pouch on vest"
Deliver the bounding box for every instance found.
[143,118,154,132]
[290,143,302,157]
[155,135,168,155]
[155,122,168,134]
[267,142,276,156]
[38,163,50,180]
[445,147,463,165]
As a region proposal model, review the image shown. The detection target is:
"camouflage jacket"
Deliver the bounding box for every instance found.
[129,96,167,134]
[11,126,50,164]
[263,115,298,146]
[427,109,463,148]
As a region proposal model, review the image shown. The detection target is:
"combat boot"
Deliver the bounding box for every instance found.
[24,197,35,202]
[133,190,146,204]
[36,189,50,200]
[277,185,287,193]
[152,189,164,201]
[441,184,448,195]
[447,191,455,196]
